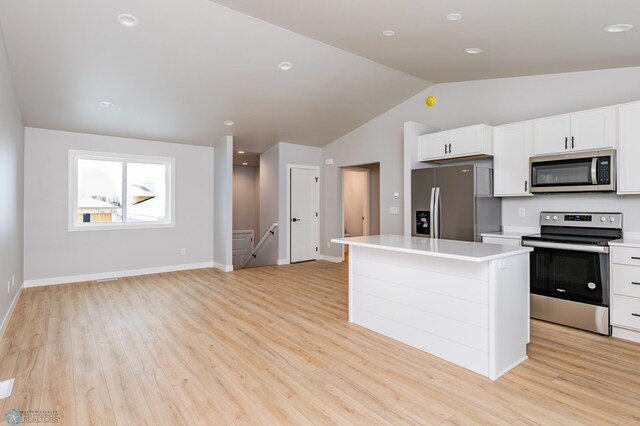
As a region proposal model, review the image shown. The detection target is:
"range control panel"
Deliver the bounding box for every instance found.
[540,212,623,229]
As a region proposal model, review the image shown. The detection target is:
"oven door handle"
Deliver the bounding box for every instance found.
[522,240,609,253]
[591,157,598,185]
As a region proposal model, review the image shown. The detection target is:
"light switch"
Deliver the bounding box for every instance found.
[325,158,334,165]
[389,207,400,215]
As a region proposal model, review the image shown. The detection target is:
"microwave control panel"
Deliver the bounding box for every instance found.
[597,157,611,184]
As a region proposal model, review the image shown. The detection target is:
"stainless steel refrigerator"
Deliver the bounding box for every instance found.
[411,164,502,242]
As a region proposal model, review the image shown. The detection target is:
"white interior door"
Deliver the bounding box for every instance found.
[232,230,254,269]
[290,167,319,263]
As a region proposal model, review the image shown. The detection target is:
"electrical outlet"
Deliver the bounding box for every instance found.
[7,282,10,294]
[180,248,186,256]
[518,208,526,218]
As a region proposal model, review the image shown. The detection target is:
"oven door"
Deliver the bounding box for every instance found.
[528,244,609,306]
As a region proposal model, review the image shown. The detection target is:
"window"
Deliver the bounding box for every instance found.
[69,150,174,230]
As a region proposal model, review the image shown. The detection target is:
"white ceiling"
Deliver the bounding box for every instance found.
[0,0,429,151]
[211,0,640,82]
[1,1,638,152]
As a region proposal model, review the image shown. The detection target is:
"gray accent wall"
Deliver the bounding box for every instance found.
[23,128,214,282]
[232,165,260,234]
[322,66,640,257]
[0,23,24,331]
[256,143,279,266]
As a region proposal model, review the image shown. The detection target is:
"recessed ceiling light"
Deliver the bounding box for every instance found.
[603,23,633,33]
[117,13,139,27]
[99,101,114,108]
[446,13,463,21]
[224,120,234,126]
[237,151,245,154]
[242,162,248,166]
[382,30,396,37]
[464,48,483,54]
[278,62,293,71]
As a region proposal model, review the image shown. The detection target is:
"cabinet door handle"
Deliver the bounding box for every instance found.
[631,282,640,285]
[632,257,640,260]
[565,137,568,150]
[445,144,448,154]
[449,143,452,153]
[525,181,528,192]
[632,313,640,317]
[571,136,575,149]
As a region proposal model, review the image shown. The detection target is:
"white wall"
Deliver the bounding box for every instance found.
[0,24,24,332]
[214,136,233,271]
[23,128,214,284]
[322,66,640,256]
[232,165,259,233]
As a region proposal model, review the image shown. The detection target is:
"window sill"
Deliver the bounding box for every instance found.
[68,222,175,232]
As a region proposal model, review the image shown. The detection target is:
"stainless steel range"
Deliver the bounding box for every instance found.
[522,212,623,335]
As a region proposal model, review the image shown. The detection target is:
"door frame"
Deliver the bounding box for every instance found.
[340,167,370,261]
[287,164,320,264]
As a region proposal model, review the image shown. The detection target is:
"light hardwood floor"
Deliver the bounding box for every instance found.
[1,261,640,425]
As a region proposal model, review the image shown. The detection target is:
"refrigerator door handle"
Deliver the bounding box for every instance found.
[429,187,436,238]
[431,187,442,239]
[436,187,442,239]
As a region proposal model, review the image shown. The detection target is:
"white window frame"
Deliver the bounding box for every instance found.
[68,150,175,231]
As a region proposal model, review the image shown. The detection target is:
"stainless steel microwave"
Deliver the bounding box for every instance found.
[529,149,616,193]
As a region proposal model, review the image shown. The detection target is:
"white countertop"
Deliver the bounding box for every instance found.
[481,231,537,240]
[331,234,532,263]
[609,239,640,248]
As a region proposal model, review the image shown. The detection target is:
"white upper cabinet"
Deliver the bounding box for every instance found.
[570,107,616,151]
[617,101,640,194]
[419,131,449,160]
[532,106,616,156]
[532,114,570,155]
[494,121,533,197]
[418,124,493,162]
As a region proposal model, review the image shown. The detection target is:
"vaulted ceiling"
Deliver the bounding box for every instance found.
[0,0,638,151]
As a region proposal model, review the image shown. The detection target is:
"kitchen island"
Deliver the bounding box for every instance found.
[331,234,533,380]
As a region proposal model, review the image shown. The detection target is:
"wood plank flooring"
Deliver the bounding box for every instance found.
[1,261,640,425]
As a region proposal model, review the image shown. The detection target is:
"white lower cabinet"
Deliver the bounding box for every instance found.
[493,121,532,197]
[610,244,640,342]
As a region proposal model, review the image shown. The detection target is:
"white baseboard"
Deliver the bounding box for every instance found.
[214,263,233,272]
[277,258,290,265]
[23,262,215,288]
[0,287,22,338]
[318,255,343,263]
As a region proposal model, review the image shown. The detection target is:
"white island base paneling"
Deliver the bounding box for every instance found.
[348,245,530,381]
